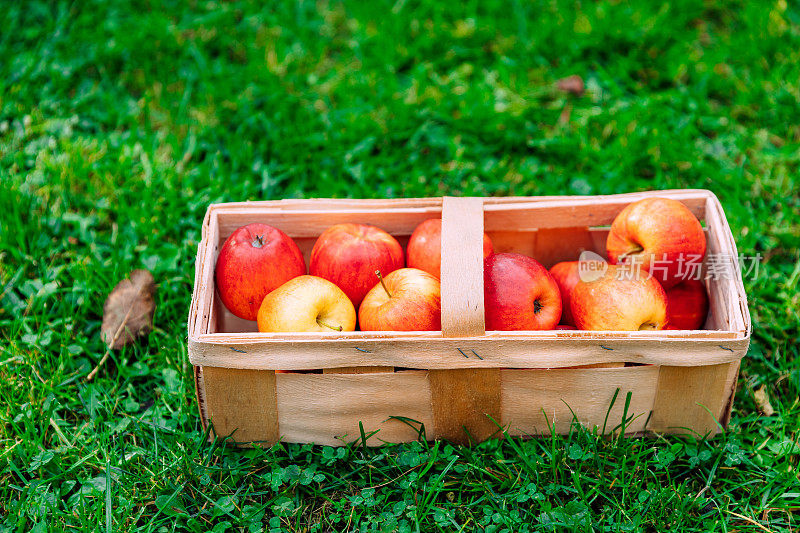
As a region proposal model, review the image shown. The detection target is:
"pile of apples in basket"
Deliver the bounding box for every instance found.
[215,197,708,334]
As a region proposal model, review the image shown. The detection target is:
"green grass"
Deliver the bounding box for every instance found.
[1,0,799,530]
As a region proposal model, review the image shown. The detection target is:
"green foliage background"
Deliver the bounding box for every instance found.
[1,0,799,531]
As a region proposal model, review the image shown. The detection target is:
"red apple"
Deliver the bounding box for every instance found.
[215,223,306,321]
[606,197,706,289]
[484,253,562,331]
[571,264,667,331]
[310,223,404,308]
[407,218,494,279]
[359,268,440,331]
[257,275,356,333]
[549,261,582,326]
[665,279,709,330]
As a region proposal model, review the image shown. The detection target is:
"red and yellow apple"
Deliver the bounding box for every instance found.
[310,223,404,308]
[407,218,494,279]
[571,264,667,330]
[359,268,441,331]
[665,279,709,330]
[484,253,562,331]
[215,223,306,321]
[550,258,610,326]
[606,197,706,289]
[256,275,356,333]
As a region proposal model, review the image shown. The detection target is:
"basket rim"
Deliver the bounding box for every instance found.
[187,189,752,370]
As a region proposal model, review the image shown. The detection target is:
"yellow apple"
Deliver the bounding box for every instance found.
[256,275,356,333]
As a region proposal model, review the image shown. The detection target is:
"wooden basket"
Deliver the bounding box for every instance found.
[187,190,750,446]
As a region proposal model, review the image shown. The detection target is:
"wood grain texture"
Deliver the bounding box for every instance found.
[704,194,751,334]
[215,308,258,333]
[201,367,279,444]
[204,366,661,446]
[196,212,219,336]
[502,365,658,435]
[216,208,442,240]
[188,334,747,370]
[487,230,537,257]
[482,193,708,231]
[429,369,502,444]
[276,371,434,446]
[194,365,208,432]
[704,200,735,332]
[565,363,626,369]
[532,227,596,268]
[647,364,732,435]
[440,197,486,337]
[719,361,741,428]
[322,367,394,374]
[187,243,205,336]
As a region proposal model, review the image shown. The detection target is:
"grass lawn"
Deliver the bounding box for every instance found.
[2,0,799,530]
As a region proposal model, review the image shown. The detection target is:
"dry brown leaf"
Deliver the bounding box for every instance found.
[559,102,573,125]
[753,385,775,416]
[556,75,585,96]
[101,269,156,349]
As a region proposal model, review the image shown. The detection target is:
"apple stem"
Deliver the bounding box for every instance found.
[375,270,392,298]
[252,234,265,248]
[618,245,644,262]
[316,317,343,332]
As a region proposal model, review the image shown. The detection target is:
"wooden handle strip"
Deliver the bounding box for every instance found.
[429,368,502,444]
[433,198,499,444]
[440,197,486,338]
[201,367,279,445]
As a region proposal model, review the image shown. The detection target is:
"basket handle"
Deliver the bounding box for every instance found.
[440,196,486,338]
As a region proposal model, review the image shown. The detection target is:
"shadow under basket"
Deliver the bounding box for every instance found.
[187,190,751,446]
